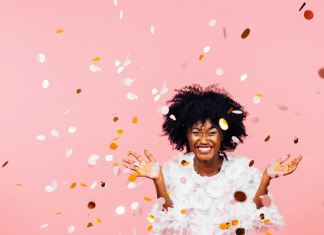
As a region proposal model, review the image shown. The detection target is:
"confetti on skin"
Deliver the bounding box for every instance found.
[216,68,223,76]
[113,117,119,122]
[55,29,63,33]
[318,68,324,78]
[304,10,314,20]
[234,191,247,202]
[37,53,45,63]
[63,181,68,184]
[219,118,228,130]
[264,135,270,142]
[42,80,49,89]
[209,19,216,26]
[40,224,48,228]
[110,143,118,150]
[116,206,125,214]
[92,57,100,61]
[124,59,131,66]
[269,158,276,164]
[70,182,76,189]
[76,89,82,94]
[160,87,168,94]
[117,129,123,135]
[68,225,75,233]
[114,0,117,6]
[178,60,187,69]
[2,161,8,167]
[132,117,137,123]
[241,28,250,39]
[88,201,96,209]
[252,117,259,123]
[142,66,145,71]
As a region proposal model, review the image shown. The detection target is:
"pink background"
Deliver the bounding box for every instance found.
[1,0,324,234]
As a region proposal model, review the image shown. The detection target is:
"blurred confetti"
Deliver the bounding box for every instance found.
[264,135,270,142]
[87,222,93,227]
[216,68,223,76]
[88,201,96,209]
[55,29,63,33]
[42,80,49,89]
[241,28,250,39]
[318,68,324,78]
[76,89,82,94]
[68,225,75,233]
[199,54,204,60]
[2,161,8,167]
[70,182,76,189]
[92,57,100,61]
[304,10,314,20]
[37,53,45,63]
[178,60,187,69]
[113,117,119,122]
[110,143,118,150]
[209,19,216,26]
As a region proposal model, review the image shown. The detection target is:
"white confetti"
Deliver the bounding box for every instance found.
[125,54,129,60]
[120,10,123,19]
[36,135,45,140]
[134,162,139,167]
[269,158,276,164]
[63,109,71,115]
[90,154,100,160]
[154,94,161,102]
[127,93,138,100]
[121,79,124,86]
[127,182,137,189]
[51,130,59,137]
[160,87,168,95]
[138,181,143,186]
[152,88,158,95]
[131,202,139,210]
[305,157,310,160]
[209,19,216,27]
[161,106,169,115]
[114,0,117,5]
[68,225,75,233]
[169,114,176,121]
[88,158,96,165]
[116,206,125,214]
[124,78,135,87]
[51,180,57,190]
[117,66,124,74]
[157,107,161,113]
[90,65,101,72]
[133,228,137,235]
[68,127,76,133]
[37,53,45,63]
[90,181,97,189]
[40,224,48,228]
[232,110,243,114]
[124,59,131,66]
[241,101,246,105]
[124,168,130,173]
[241,74,247,81]
[141,66,145,71]
[63,181,68,184]
[178,60,187,69]
[45,185,53,193]
[66,147,73,157]
[232,136,240,143]
[151,25,154,34]
[113,165,120,176]
[105,155,113,161]
[253,96,261,104]
[162,82,166,88]
[42,80,49,89]
[115,60,121,66]
[203,46,210,53]
[216,68,223,76]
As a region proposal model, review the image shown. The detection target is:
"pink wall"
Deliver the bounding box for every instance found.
[1,0,324,234]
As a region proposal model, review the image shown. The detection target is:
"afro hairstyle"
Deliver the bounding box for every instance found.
[159,83,249,161]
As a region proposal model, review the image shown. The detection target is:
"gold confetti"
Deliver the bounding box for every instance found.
[231,220,238,226]
[219,118,229,130]
[249,160,254,167]
[241,28,250,39]
[132,116,137,124]
[181,160,190,166]
[264,135,270,142]
[245,165,249,169]
[220,223,227,230]
[2,161,8,167]
[16,184,22,186]
[255,94,263,97]
[117,129,123,135]
[113,137,120,141]
[92,57,100,61]
[181,209,186,214]
[227,107,233,114]
[128,175,137,182]
[113,117,119,122]
[136,170,142,175]
[199,54,204,60]
[113,163,119,166]
[234,191,247,202]
[167,191,171,195]
[266,232,272,235]
[70,182,76,189]
[294,138,298,144]
[144,197,152,201]
[226,223,230,229]
[96,219,101,223]
[110,143,118,150]
[264,219,270,223]
[295,112,300,115]
[56,212,62,214]
[55,29,63,33]
[88,201,96,209]
[148,215,155,223]
[260,213,265,220]
[148,225,153,231]
[76,89,82,94]
[81,183,87,187]
[87,222,93,227]
[127,153,132,156]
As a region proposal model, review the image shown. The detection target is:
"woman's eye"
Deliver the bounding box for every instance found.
[209,132,217,135]
[193,132,200,135]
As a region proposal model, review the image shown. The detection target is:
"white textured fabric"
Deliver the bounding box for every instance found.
[149,154,285,235]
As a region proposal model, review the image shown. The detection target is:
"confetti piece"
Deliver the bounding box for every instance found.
[253,96,260,104]
[169,114,176,121]
[101,182,106,187]
[115,60,121,66]
[234,191,247,202]
[220,223,227,230]
[55,29,63,33]
[161,106,169,115]
[90,181,97,189]
[232,136,240,143]
[148,215,155,222]
[63,181,68,184]
[199,54,204,60]
[88,201,96,209]
[51,130,59,137]
[116,206,125,214]
[120,10,123,19]
[235,228,245,235]
[209,19,216,26]
[264,135,270,142]
[318,68,324,78]
[56,212,61,214]
[178,60,187,69]
[36,135,45,140]
[37,53,45,63]
[216,68,223,76]
[124,59,131,67]
[154,94,161,102]
[110,143,118,150]
[245,165,249,169]
[42,80,49,89]
[261,195,271,207]
[226,223,230,229]
[180,209,186,214]
[92,57,100,61]
[66,148,73,157]
[68,225,75,233]
[227,107,233,114]
[113,117,119,122]
[127,93,138,100]
[151,25,154,34]
[117,67,124,74]
[2,161,8,167]
[252,117,259,123]
[160,87,168,95]
[128,175,137,182]
[124,78,135,87]
[255,94,263,97]
[203,46,210,53]
[219,118,228,130]
[264,219,270,223]
[113,163,119,166]
[70,182,76,189]
[132,117,137,124]
[87,222,93,228]
[113,165,120,176]
[81,183,87,187]
[114,0,117,5]
[152,88,158,95]
[142,66,145,71]
[40,224,48,228]
[229,198,237,205]
[89,65,101,72]
[117,129,123,135]
[231,220,238,226]
[249,160,254,167]
[16,184,22,186]
[304,10,314,20]
[260,213,265,220]
[241,28,250,39]
[113,137,120,141]
[76,89,82,94]
[148,225,153,231]
[269,158,276,164]
[223,27,226,39]
[144,197,152,201]
[180,177,187,184]
[68,127,76,133]
[266,232,271,235]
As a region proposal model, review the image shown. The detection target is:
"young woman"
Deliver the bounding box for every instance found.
[123,84,302,235]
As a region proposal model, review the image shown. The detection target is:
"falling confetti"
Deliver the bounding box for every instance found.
[240,74,247,81]
[220,223,227,230]
[68,225,75,233]
[151,25,154,34]
[120,10,123,19]
[142,66,145,71]
[68,127,76,133]
[2,161,8,167]
[87,222,93,228]
[147,215,155,222]
[178,60,187,69]
[232,136,240,143]
[124,59,131,66]
[36,135,45,140]
[127,93,138,100]
[232,220,238,226]
[110,143,118,150]
[89,65,101,72]
[113,137,120,141]
[154,94,161,102]
[115,60,121,66]
[16,184,22,186]
[219,118,228,130]
[169,114,176,121]
[209,19,216,26]
[216,68,223,76]
[132,117,137,124]
[157,107,161,114]
[40,224,48,228]
[252,117,259,123]
[161,106,169,115]
[113,117,119,122]
[199,54,204,60]
[253,96,261,103]
[66,148,73,157]
[88,201,96,209]
[318,68,324,78]
[160,87,168,94]
[148,225,153,231]
[241,28,250,39]
[304,10,314,20]
[37,53,45,63]
[105,155,113,161]
[234,191,247,202]
[117,129,123,135]
[92,57,100,61]
[42,80,49,89]
[55,29,63,33]
[124,78,135,87]
[114,0,117,5]
[70,182,76,189]
[203,46,210,53]
[249,160,254,167]
[269,158,276,164]
[76,89,82,94]
[117,67,124,74]
[128,175,137,182]
[81,183,87,187]
[264,135,270,142]
[51,130,59,137]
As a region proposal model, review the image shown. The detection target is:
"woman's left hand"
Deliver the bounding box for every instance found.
[264,154,303,179]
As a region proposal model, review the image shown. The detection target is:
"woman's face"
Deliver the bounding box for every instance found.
[186,119,224,161]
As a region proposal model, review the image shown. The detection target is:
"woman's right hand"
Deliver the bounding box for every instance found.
[122,150,162,180]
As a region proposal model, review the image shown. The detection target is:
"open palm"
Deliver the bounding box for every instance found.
[265,154,302,178]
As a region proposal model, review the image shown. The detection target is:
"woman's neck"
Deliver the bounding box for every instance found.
[193,154,223,177]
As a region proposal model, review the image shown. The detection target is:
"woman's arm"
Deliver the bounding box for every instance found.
[253,172,271,209]
[153,174,174,211]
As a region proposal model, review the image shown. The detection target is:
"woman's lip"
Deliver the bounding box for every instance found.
[196,147,213,154]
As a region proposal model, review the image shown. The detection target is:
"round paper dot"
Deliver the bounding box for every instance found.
[51,130,59,137]
[68,127,76,133]
[203,46,210,53]
[304,10,314,20]
[216,68,223,76]
[232,136,240,143]
[231,220,238,226]
[110,143,118,150]
[42,80,49,89]
[116,206,125,214]
[161,106,169,115]
[68,225,75,233]
[180,177,187,184]
[252,117,259,123]
[37,53,45,63]
[209,19,216,27]
[131,202,139,210]
[117,129,123,135]
[105,155,113,161]
[90,154,100,160]
[127,182,136,189]
[36,135,45,140]
[240,74,247,81]
[178,60,187,69]
[253,96,260,104]
[88,201,96,209]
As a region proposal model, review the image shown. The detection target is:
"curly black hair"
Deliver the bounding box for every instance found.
[160,83,249,161]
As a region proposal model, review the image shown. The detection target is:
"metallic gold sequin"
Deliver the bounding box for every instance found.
[56,212,61,214]
[88,201,96,209]
[96,219,101,223]
[227,107,233,114]
[132,117,137,124]
[294,138,298,144]
[16,184,22,186]
[110,143,118,150]
[117,129,123,135]
[147,215,155,223]
[226,223,230,229]
[219,118,229,130]
[199,54,204,60]
[70,182,76,189]
[113,163,119,166]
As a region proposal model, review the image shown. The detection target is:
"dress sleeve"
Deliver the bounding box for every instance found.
[230,157,286,235]
[148,160,191,235]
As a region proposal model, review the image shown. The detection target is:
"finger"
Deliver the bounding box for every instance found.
[144,150,156,162]
[277,154,290,164]
[129,151,145,163]
[123,163,139,171]
[122,159,135,164]
[287,156,302,167]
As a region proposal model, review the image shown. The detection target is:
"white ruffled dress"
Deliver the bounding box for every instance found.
[148,154,285,235]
